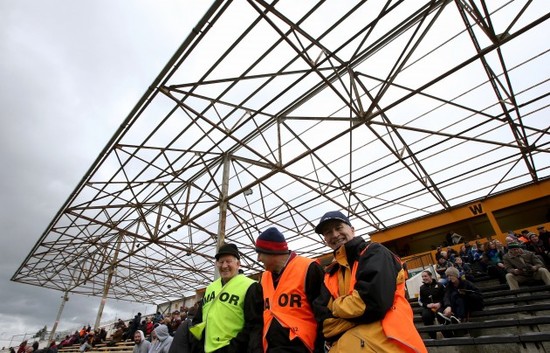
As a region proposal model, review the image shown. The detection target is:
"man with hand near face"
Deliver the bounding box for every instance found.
[191,243,263,353]
[312,211,426,353]
[255,227,325,353]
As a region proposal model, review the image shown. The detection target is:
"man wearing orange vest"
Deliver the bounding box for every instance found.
[255,227,325,353]
[313,211,427,353]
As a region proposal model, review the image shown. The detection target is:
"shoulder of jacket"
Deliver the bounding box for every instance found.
[325,261,339,274]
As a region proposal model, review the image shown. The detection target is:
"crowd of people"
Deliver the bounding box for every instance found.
[419,225,550,339]
[13,221,550,353]
[186,211,427,353]
[10,340,57,353]
[11,308,198,353]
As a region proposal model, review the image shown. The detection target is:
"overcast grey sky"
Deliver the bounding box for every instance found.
[0,1,212,348]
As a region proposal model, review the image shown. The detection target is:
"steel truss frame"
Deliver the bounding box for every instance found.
[13,0,550,304]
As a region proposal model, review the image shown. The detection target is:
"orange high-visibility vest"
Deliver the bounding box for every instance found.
[261,255,317,352]
[324,246,427,353]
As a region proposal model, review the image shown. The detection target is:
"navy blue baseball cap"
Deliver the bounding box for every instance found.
[315,211,352,234]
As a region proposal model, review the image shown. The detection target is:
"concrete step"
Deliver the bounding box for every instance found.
[418,315,550,339]
[424,332,550,353]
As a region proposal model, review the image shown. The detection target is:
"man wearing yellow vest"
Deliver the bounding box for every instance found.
[255,227,325,353]
[191,243,263,353]
[312,211,427,353]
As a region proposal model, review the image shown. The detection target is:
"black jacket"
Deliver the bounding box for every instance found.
[419,279,445,309]
[168,318,193,353]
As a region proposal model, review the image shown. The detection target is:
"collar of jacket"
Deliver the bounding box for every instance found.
[333,237,367,269]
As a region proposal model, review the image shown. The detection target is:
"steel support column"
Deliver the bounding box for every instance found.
[48,291,69,342]
[215,154,231,279]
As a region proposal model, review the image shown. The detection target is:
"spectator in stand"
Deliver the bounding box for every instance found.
[472,242,486,262]
[254,227,325,353]
[458,243,473,264]
[69,331,80,346]
[133,330,151,353]
[10,348,16,353]
[92,330,103,346]
[170,311,182,335]
[162,318,174,336]
[58,336,71,348]
[149,325,173,353]
[418,270,447,339]
[99,328,107,344]
[153,312,164,325]
[139,319,148,338]
[167,305,195,353]
[31,342,39,353]
[79,332,94,352]
[518,230,531,244]
[446,246,458,262]
[145,317,154,338]
[484,240,508,284]
[442,267,484,323]
[435,254,452,285]
[503,242,550,290]
[17,341,28,353]
[505,231,520,246]
[79,327,87,341]
[453,257,474,281]
[46,340,57,353]
[538,225,549,248]
[525,232,550,266]
[110,324,125,343]
[128,313,142,340]
[434,246,444,261]
[115,319,127,330]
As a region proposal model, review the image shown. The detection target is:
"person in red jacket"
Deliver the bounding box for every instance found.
[312,211,427,353]
[255,227,325,353]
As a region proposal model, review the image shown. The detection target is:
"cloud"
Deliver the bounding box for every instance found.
[0,1,211,347]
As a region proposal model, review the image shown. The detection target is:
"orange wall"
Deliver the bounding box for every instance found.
[371,180,550,243]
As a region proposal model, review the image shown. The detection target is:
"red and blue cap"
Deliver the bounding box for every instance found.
[255,227,289,254]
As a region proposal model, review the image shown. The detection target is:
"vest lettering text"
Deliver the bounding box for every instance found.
[277,293,302,307]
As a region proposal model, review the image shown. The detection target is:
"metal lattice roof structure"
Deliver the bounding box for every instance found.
[13,0,550,304]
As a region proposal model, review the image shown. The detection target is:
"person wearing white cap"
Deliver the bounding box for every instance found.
[312,211,427,353]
